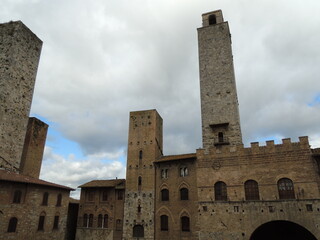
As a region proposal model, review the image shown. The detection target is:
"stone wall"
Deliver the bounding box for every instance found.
[0,181,70,240]
[20,117,48,178]
[198,10,242,151]
[154,158,198,240]
[76,187,125,240]
[0,21,42,170]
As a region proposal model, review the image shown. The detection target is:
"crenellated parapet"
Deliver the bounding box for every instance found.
[197,136,312,168]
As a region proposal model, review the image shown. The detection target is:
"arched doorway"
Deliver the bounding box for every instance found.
[133,224,144,238]
[250,220,316,240]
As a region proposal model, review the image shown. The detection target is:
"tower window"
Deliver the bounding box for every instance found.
[209,14,217,25]
[218,132,224,143]
[138,176,142,186]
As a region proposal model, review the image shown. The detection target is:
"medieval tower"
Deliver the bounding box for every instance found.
[198,10,242,151]
[123,110,163,239]
[0,21,43,171]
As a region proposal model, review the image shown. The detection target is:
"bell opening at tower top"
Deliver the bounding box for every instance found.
[201,10,224,27]
[209,15,217,25]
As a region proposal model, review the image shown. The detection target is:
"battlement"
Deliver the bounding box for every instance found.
[197,136,312,166]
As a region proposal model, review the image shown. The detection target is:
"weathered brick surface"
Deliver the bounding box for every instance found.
[0,21,42,170]
[20,117,48,178]
[0,181,70,240]
[123,110,163,240]
[76,186,125,240]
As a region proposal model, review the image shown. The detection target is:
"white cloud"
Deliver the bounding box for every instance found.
[1,0,320,193]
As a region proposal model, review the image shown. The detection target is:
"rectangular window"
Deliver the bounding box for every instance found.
[234,206,239,212]
[118,190,124,200]
[53,216,59,230]
[87,191,95,202]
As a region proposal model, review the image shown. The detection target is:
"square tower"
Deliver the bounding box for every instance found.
[198,10,242,151]
[123,109,163,240]
[0,21,42,170]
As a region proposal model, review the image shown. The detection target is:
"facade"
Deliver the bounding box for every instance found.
[76,179,125,240]
[0,21,75,240]
[0,170,72,240]
[77,10,320,240]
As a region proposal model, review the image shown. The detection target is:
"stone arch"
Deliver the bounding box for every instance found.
[178,181,190,189]
[156,206,175,223]
[250,220,317,240]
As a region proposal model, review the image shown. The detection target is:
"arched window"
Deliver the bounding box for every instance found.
[116,219,122,231]
[37,212,46,231]
[180,188,189,200]
[181,216,190,232]
[244,180,260,200]
[214,181,227,201]
[103,214,108,228]
[209,14,217,25]
[7,217,18,232]
[278,178,295,199]
[133,224,144,237]
[53,215,59,230]
[160,215,168,231]
[13,190,22,204]
[56,194,62,206]
[161,189,169,201]
[98,214,103,228]
[161,169,168,179]
[180,167,188,177]
[88,214,93,228]
[42,192,49,206]
[83,214,88,227]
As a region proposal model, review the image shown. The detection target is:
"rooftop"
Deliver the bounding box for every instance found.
[0,169,73,190]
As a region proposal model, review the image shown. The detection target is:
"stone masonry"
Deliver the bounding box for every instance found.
[0,21,42,170]
[198,10,242,151]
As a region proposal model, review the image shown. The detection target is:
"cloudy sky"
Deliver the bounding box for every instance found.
[1,0,320,198]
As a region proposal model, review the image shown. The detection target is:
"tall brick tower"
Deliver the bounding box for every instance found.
[123,110,163,240]
[0,21,42,170]
[198,10,242,151]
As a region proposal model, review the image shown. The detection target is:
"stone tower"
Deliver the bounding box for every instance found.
[198,10,242,151]
[123,109,163,240]
[0,21,42,170]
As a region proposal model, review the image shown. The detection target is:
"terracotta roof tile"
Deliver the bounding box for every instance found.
[79,179,125,188]
[0,169,74,190]
[154,153,197,163]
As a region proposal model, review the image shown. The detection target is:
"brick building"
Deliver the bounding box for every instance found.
[77,10,320,240]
